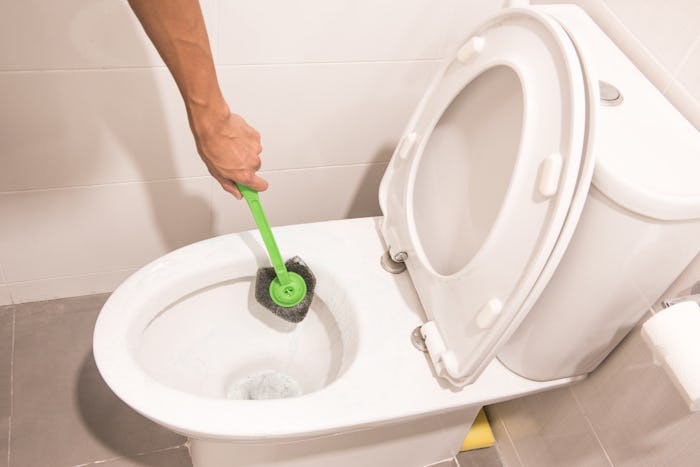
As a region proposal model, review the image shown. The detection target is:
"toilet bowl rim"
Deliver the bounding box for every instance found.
[91,218,438,439]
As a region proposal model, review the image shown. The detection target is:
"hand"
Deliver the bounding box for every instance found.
[189,102,268,199]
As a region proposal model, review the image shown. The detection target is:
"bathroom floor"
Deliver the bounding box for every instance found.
[0,294,503,467]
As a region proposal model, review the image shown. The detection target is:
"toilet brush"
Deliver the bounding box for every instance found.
[236,184,316,323]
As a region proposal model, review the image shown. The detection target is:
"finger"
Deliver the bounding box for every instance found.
[243,174,269,192]
[251,154,262,171]
[214,174,243,200]
[224,182,243,199]
[246,125,261,140]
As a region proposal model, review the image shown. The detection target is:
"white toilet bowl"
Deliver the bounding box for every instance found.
[94,218,572,467]
[94,5,700,467]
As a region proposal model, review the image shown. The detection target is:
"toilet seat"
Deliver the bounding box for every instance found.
[379,9,596,386]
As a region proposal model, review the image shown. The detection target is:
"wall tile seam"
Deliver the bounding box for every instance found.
[71,442,189,467]
[567,385,615,467]
[581,0,675,94]
[0,162,391,195]
[3,267,138,288]
[587,2,700,126]
[0,65,170,75]
[671,34,700,79]
[0,175,212,195]
[0,57,442,75]
[436,0,463,59]
[6,308,16,467]
[214,57,444,68]
[488,407,525,467]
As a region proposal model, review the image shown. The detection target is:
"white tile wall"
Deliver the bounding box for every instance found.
[0,68,207,191]
[217,61,440,171]
[1,61,436,192]
[217,0,456,64]
[601,0,700,73]
[0,178,212,283]
[676,40,700,104]
[0,0,218,70]
[2,0,466,303]
[441,0,514,57]
[211,163,387,235]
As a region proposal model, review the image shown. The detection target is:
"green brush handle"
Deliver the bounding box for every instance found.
[236,184,291,286]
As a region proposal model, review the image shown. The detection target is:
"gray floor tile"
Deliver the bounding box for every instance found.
[80,446,192,467]
[10,295,184,467]
[456,447,502,467]
[491,387,611,467]
[1,305,13,467]
[486,406,522,467]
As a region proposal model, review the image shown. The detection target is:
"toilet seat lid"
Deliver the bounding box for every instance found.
[378,8,594,386]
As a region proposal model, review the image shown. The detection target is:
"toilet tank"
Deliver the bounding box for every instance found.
[497,5,700,381]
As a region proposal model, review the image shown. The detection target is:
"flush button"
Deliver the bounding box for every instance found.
[599,81,623,106]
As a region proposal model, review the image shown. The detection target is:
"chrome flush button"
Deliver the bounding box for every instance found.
[599,81,623,106]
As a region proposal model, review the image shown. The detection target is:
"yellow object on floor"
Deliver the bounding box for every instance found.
[460,408,495,451]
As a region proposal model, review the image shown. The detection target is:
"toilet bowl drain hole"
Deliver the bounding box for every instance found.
[225,370,302,400]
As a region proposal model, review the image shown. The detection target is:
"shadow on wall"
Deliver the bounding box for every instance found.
[344,144,394,219]
[1,0,212,253]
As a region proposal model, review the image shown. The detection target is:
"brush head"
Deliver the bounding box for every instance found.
[254,256,316,323]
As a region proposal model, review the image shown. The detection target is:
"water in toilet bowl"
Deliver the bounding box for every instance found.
[225,370,303,400]
[136,275,357,400]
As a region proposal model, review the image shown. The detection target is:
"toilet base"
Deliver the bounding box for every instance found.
[188,406,480,467]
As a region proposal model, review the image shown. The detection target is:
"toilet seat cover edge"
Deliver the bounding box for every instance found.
[379,8,593,386]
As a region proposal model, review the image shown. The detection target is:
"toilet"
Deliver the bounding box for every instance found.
[93,5,700,467]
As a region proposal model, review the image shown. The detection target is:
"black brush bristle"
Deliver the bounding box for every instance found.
[254,256,316,323]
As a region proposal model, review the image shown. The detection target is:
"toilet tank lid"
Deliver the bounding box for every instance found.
[544,3,700,221]
[592,96,700,221]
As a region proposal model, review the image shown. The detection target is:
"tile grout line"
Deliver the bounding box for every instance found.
[568,386,615,467]
[71,442,189,466]
[490,408,525,467]
[586,0,675,95]
[0,58,442,75]
[0,263,12,306]
[0,161,391,195]
[4,267,137,289]
[7,308,16,467]
[670,34,700,79]
[437,0,462,59]
[0,175,210,195]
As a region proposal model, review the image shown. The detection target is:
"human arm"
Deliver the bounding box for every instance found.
[127,0,268,198]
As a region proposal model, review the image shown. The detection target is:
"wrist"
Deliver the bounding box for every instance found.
[186,93,230,138]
